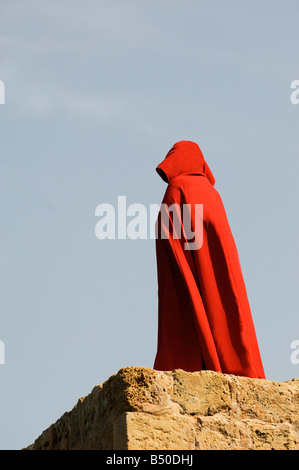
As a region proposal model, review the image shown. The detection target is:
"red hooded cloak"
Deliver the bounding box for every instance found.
[153,141,265,379]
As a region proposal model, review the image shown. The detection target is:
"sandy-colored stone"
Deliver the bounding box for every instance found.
[24,367,299,450]
[195,413,251,450]
[170,369,232,415]
[125,412,196,450]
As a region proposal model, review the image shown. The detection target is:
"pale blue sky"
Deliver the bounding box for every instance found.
[0,0,298,449]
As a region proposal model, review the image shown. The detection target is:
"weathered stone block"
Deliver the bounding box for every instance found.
[25,367,299,450]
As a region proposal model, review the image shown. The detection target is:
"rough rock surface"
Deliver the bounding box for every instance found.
[25,367,299,450]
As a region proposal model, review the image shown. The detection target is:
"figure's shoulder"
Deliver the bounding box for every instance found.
[162,182,182,204]
[171,174,217,196]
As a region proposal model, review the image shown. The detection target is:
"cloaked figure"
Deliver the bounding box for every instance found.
[153,141,265,379]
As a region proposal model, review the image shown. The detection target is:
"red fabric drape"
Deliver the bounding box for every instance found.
[153,141,265,379]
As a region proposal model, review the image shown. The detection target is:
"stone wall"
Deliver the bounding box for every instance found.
[25,367,299,450]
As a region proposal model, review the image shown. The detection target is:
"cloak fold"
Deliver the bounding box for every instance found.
[153,141,265,379]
